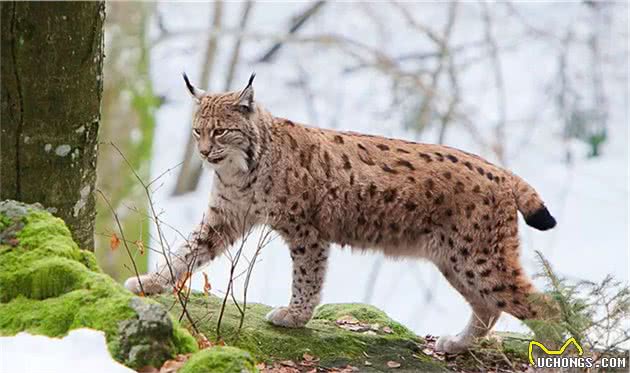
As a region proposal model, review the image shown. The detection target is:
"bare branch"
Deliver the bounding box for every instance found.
[96,189,145,296]
[257,0,327,63]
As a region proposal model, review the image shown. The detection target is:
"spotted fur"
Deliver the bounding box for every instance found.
[125,74,558,353]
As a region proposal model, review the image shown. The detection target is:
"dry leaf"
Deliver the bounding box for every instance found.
[382,326,393,334]
[134,240,145,255]
[110,233,120,251]
[203,272,212,295]
[349,324,369,332]
[300,352,319,367]
[279,360,297,367]
[174,271,192,294]
[158,353,191,373]
[196,333,212,349]
[425,334,437,342]
[159,360,182,373]
[336,315,359,325]
[387,361,401,368]
[255,362,266,370]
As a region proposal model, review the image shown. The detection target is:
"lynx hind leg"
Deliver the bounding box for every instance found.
[499,265,559,322]
[436,305,500,354]
[435,266,501,353]
[436,255,553,354]
[266,234,330,328]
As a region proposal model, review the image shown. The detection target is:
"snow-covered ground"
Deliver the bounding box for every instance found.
[145,2,628,338]
[0,329,134,373]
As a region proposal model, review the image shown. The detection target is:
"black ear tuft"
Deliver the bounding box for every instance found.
[182,72,195,96]
[237,72,256,112]
[182,72,206,101]
[246,72,256,88]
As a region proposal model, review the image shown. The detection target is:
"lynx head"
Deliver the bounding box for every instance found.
[183,72,260,172]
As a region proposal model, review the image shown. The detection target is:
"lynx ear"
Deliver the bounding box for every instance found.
[182,72,206,103]
[236,72,256,112]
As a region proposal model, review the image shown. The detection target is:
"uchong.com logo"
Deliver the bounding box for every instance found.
[528,337,628,369]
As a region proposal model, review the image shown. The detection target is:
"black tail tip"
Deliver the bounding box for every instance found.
[525,207,557,231]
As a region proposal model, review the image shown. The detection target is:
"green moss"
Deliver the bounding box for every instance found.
[155,294,446,372]
[314,303,417,339]
[0,201,197,369]
[172,321,200,354]
[17,211,81,260]
[180,347,257,373]
[77,249,101,272]
[0,213,11,231]
[497,332,531,361]
[1,256,86,302]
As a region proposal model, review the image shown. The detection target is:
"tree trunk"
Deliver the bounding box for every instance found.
[1,2,105,250]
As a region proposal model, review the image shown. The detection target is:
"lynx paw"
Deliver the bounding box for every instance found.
[124,274,166,295]
[435,335,472,354]
[265,307,308,328]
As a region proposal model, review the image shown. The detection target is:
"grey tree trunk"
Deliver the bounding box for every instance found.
[1,2,105,250]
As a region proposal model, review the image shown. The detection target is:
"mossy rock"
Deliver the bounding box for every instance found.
[155,294,448,372]
[180,346,257,373]
[0,200,197,369]
[154,284,535,372]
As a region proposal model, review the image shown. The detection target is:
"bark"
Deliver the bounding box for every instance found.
[0,2,105,250]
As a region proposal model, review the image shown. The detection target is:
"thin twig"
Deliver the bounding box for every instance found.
[96,189,145,296]
[108,142,200,334]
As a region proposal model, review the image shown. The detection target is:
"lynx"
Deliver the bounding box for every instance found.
[125,73,557,353]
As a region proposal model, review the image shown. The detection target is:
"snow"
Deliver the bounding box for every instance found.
[0,329,134,373]
[143,2,628,338]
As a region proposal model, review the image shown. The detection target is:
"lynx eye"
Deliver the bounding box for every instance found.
[192,128,201,137]
[213,128,227,137]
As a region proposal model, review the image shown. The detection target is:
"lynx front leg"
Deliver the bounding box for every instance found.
[125,218,235,295]
[266,239,330,328]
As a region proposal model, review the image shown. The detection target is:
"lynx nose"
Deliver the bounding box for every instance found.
[199,149,210,157]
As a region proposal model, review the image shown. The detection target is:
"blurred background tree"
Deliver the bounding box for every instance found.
[94,2,157,279]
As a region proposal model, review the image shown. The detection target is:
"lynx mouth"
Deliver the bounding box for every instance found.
[207,155,226,164]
